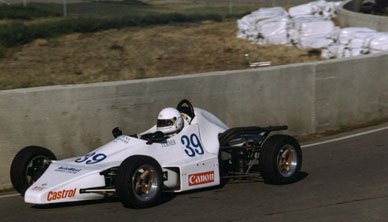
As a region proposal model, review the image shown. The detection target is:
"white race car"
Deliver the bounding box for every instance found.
[10,100,302,208]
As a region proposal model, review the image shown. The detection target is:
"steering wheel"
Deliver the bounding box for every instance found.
[176,99,195,123]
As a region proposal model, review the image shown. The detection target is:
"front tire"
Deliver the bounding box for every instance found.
[10,146,56,195]
[116,156,163,208]
[259,135,302,184]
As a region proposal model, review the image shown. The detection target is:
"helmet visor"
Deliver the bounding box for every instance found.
[157,119,175,127]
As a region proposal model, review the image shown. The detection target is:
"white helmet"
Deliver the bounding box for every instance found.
[157,107,183,134]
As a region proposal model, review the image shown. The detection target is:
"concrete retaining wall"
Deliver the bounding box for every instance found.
[2,52,388,189]
[337,0,388,31]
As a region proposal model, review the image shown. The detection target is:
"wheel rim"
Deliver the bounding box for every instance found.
[131,164,159,201]
[276,145,298,177]
[25,155,51,185]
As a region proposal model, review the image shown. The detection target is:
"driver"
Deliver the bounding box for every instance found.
[114,107,184,141]
[156,107,184,137]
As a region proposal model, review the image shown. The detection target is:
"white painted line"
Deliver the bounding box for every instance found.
[301,125,388,148]
[0,193,19,199]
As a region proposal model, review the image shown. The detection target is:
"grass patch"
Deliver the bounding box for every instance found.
[0,1,261,48]
[0,4,60,20]
[30,0,151,17]
[0,46,6,58]
[110,44,124,50]
[307,49,321,57]
[0,1,324,90]
[0,19,325,90]
[0,13,225,47]
[30,1,258,18]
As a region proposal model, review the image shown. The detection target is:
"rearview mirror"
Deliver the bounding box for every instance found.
[112,127,123,138]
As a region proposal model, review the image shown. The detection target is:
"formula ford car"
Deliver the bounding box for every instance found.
[10,99,302,208]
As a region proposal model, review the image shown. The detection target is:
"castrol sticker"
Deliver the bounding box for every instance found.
[188,171,214,186]
[47,188,77,201]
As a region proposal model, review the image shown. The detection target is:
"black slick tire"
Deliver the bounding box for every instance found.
[116,156,163,208]
[10,146,56,195]
[259,135,302,184]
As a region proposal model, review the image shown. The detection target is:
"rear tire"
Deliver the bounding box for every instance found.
[10,146,56,195]
[116,156,163,208]
[259,135,302,184]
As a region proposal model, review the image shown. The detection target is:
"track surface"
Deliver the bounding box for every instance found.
[1,124,388,222]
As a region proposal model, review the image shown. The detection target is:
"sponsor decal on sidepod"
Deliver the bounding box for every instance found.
[188,171,214,186]
[55,166,82,174]
[32,183,47,191]
[47,188,77,201]
[32,186,44,191]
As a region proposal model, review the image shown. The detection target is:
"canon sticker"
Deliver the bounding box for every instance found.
[188,171,214,186]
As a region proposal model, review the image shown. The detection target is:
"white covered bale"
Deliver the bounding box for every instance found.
[369,32,388,51]
[323,1,342,19]
[292,16,335,36]
[247,7,288,19]
[347,32,376,49]
[254,16,291,45]
[324,27,378,58]
[321,28,382,58]
[236,1,388,59]
[289,2,318,17]
[321,45,357,58]
[349,48,369,56]
[321,45,347,58]
[288,0,342,19]
[321,45,370,59]
[290,16,337,48]
[338,27,376,45]
[298,36,335,49]
[370,50,384,54]
[345,31,377,57]
[237,7,288,40]
[322,46,368,58]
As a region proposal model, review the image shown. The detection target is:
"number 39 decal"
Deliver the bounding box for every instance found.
[181,134,204,157]
[75,152,107,164]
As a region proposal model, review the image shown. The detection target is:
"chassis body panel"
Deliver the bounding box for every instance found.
[25,108,227,204]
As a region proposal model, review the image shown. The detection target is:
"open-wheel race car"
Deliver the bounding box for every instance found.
[10,99,302,208]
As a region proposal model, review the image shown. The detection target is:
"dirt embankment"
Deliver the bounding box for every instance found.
[0,19,323,90]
